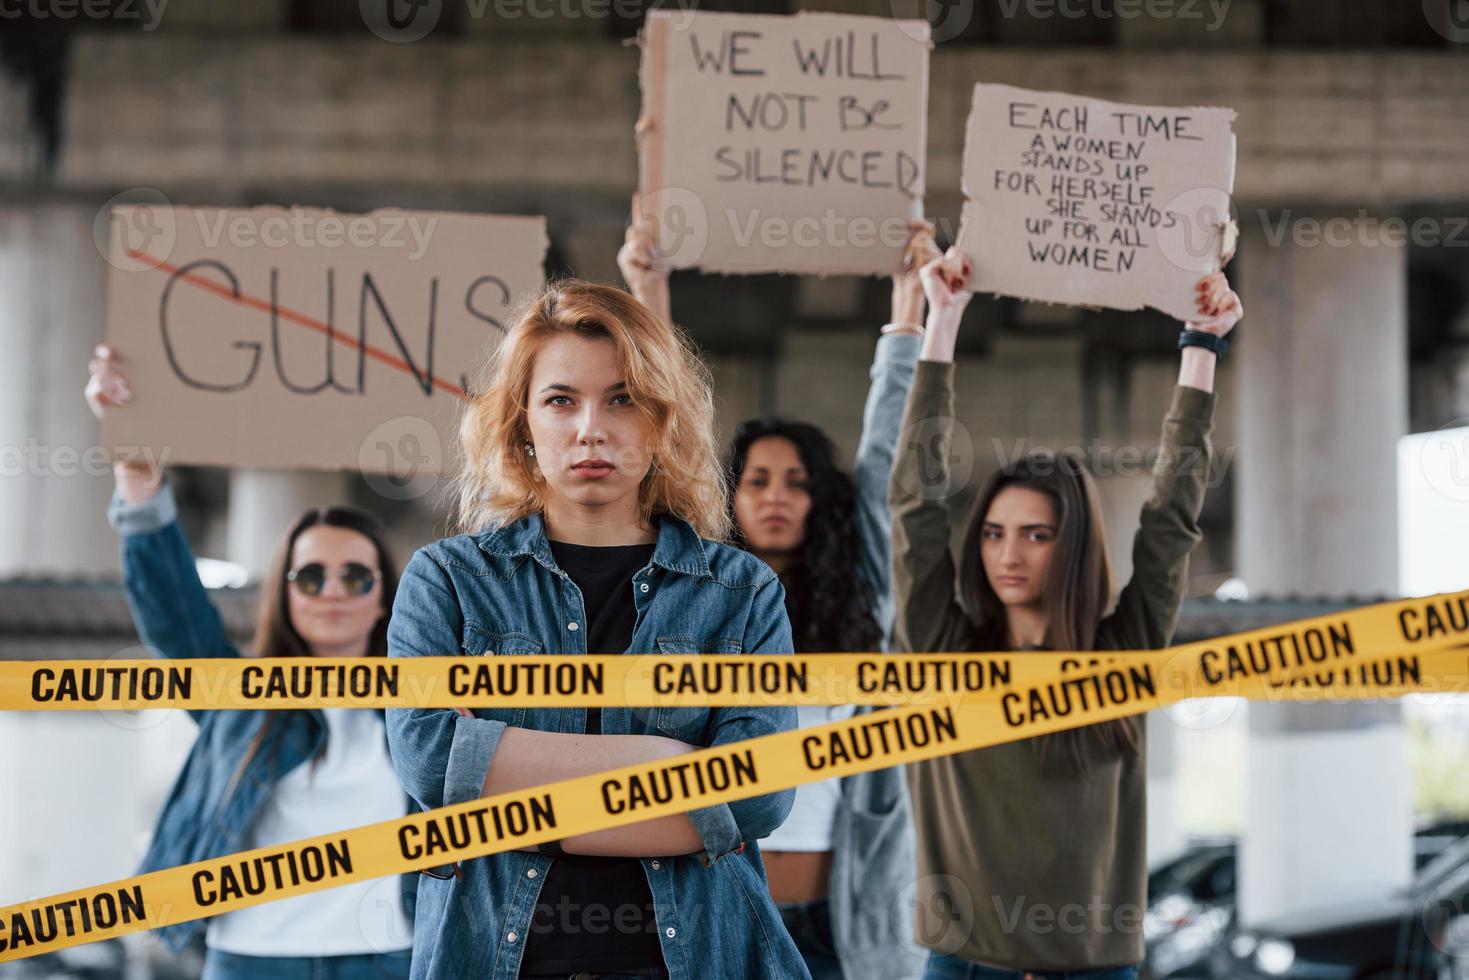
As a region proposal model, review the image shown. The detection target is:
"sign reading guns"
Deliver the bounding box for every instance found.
[956,84,1237,322]
[637,10,930,277]
[101,206,548,473]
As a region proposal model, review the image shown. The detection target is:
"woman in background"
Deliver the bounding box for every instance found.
[620,218,936,980]
[86,343,415,980]
[890,250,1242,980]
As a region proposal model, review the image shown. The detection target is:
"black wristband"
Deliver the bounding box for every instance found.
[539,839,565,857]
[1179,330,1228,359]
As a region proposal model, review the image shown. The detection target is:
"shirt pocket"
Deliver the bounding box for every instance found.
[646,634,743,744]
[461,622,544,730]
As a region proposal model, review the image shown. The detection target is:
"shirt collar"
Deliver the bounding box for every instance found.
[474,511,712,579]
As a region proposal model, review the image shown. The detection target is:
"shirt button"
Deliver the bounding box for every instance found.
[526,868,538,879]
[507,932,518,943]
[639,583,650,593]
[650,860,660,870]
[665,927,676,939]
[567,622,579,632]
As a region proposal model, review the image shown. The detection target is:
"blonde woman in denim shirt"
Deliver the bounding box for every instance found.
[384,281,806,980]
[85,345,415,980]
[620,220,938,980]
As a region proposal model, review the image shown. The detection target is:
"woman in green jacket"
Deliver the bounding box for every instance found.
[888,248,1242,980]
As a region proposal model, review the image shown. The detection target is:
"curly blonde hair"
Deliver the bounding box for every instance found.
[450,279,730,540]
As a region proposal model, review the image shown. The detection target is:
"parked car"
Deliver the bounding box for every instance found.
[1146,831,1466,979]
[1209,837,1469,980]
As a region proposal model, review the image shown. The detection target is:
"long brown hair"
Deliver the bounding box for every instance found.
[957,449,1138,773]
[225,506,399,798]
[450,278,730,540]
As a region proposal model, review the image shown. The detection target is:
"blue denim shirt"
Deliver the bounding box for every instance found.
[105,481,416,954]
[384,510,807,980]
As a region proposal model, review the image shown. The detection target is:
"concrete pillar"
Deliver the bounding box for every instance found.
[227,470,353,578]
[1236,211,1412,925]
[0,203,115,576]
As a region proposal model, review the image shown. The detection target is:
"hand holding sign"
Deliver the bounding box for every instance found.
[889,219,942,328]
[1187,271,1243,337]
[617,193,672,325]
[920,247,974,323]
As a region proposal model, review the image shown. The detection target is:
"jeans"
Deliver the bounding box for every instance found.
[520,970,670,979]
[202,948,412,980]
[778,900,844,980]
[922,952,1139,980]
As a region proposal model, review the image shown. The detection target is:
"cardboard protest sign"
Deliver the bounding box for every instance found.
[101,206,547,476]
[955,84,1237,322]
[638,10,930,278]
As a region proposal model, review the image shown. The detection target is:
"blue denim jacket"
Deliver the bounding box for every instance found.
[384,510,807,980]
[105,481,416,954]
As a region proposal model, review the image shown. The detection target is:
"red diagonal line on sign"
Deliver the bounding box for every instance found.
[126,249,471,402]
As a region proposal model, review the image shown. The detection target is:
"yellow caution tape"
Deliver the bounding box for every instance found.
[4,590,1468,712]
[1,590,1467,961]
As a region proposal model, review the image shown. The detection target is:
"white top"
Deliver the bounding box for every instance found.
[762,704,858,852]
[206,709,414,956]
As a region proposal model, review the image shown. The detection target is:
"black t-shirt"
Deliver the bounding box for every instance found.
[517,539,663,977]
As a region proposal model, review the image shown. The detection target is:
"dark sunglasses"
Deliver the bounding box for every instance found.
[286,561,381,597]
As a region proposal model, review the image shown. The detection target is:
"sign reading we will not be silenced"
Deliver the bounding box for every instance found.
[638,10,930,278]
[956,84,1237,322]
[101,206,547,481]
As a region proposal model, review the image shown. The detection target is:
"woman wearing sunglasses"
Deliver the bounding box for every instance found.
[86,343,415,980]
[384,280,805,980]
[619,216,937,980]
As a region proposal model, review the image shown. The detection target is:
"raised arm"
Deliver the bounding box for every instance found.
[88,344,240,678]
[617,193,672,325]
[852,222,939,641]
[1111,272,1242,648]
[887,248,976,654]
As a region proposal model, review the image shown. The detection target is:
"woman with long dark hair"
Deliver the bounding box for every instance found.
[889,251,1242,980]
[85,344,415,980]
[384,279,805,980]
[620,220,936,980]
